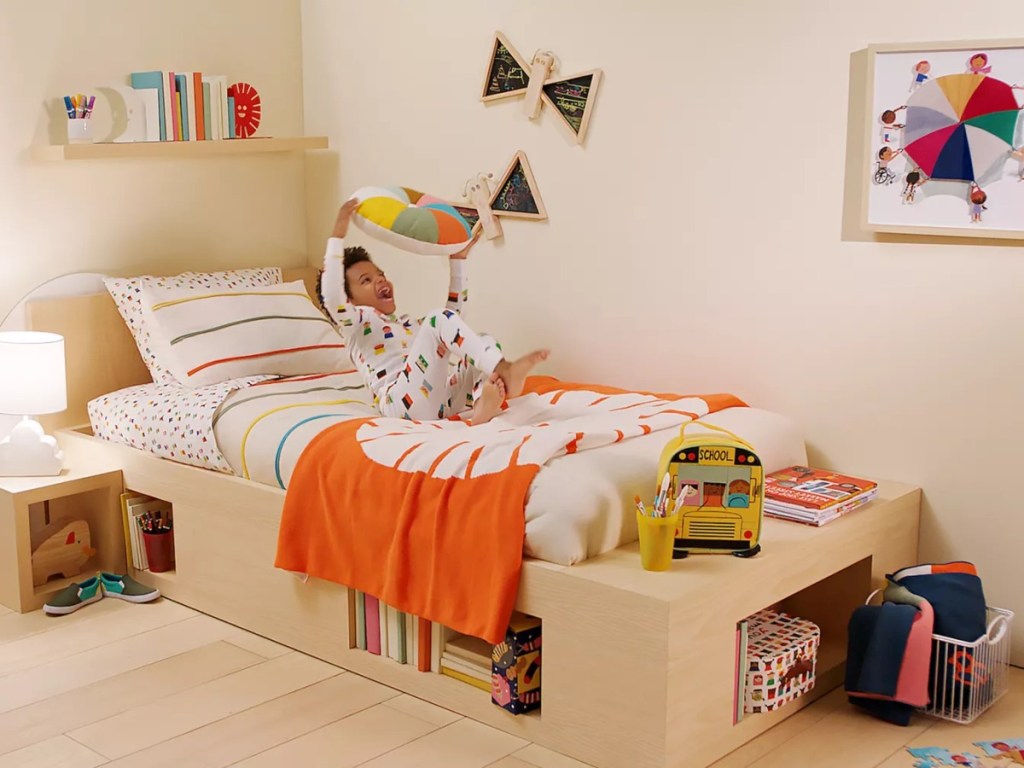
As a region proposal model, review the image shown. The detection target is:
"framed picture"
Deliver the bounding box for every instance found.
[862,39,1024,239]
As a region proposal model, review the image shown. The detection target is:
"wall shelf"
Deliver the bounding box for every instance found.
[32,136,328,161]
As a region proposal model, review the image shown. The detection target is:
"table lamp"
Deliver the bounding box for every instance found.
[0,331,67,476]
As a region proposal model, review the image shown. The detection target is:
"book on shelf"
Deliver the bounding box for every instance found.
[417,617,431,672]
[364,593,381,655]
[440,665,491,692]
[129,71,166,141]
[441,653,490,682]
[354,591,366,652]
[733,618,749,724]
[120,493,172,571]
[444,634,492,667]
[764,465,877,524]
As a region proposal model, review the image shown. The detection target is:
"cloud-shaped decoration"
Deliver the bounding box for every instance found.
[0,419,63,476]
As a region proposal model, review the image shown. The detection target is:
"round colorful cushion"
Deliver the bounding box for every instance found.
[350,186,474,256]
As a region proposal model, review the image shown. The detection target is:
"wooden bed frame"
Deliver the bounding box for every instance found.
[27,272,922,768]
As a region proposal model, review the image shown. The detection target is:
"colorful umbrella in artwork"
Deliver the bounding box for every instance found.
[903,74,1020,182]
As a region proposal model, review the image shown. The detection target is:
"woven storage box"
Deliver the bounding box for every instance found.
[744,609,820,714]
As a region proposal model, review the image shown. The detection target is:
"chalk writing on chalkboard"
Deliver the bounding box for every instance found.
[493,160,539,215]
[542,74,595,135]
[483,37,529,99]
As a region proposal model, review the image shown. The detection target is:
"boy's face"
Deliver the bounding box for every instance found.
[346,261,396,314]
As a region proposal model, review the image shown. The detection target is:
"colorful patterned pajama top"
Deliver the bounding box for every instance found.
[322,237,504,420]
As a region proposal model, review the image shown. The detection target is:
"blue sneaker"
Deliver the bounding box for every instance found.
[43,576,103,615]
[98,572,160,603]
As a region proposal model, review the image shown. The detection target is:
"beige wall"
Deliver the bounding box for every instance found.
[302,0,1024,662]
[0,0,310,324]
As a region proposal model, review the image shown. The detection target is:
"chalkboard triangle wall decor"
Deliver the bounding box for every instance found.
[480,31,602,145]
[461,151,547,241]
[490,150,547,220]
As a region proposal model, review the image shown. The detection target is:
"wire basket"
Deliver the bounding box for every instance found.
[920,606,1014,724]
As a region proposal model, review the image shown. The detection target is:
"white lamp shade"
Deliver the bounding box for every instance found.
[0,332,68,416]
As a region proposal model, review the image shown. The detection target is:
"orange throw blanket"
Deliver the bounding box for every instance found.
[275,377,744,643]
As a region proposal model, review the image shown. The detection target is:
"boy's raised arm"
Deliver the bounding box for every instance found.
[445,230,480,314]
[323,199,360,328]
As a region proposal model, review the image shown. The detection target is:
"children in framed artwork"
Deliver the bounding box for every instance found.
[862,38,1024,240]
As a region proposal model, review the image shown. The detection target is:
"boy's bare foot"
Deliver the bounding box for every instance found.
[470,373,505,425]
[495,349,550,399]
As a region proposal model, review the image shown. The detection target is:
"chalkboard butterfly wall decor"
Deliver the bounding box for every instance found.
[480,31,602,145]
[462,150,548,241]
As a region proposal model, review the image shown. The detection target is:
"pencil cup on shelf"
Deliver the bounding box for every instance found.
[66,119,94,144]
[142,529,174,572]
[636,510,680,571]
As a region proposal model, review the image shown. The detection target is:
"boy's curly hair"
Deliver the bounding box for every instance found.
[342,246,372,300]
[315,245,374,319]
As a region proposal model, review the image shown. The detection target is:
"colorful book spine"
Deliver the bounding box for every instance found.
[395,609,407,664]
[418,617,432,672]
[355,591,366,651]
[227,93,236,139]
[192,72,205,140]
[202,82,211,140]
[165,71,178,140]
[364,594,381,655]
[174,74,190,141]
[441,666,491,692]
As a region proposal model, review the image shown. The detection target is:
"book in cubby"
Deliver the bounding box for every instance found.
[763,465,877,526]
[120,492,173,572]
[440,633,492,691]
[347,590,542,714]
[350,590,432,671]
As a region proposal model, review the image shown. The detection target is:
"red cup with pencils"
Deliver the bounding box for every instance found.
[142,528,175,573]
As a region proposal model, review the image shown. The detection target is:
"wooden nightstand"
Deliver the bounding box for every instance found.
[0,465,126,612]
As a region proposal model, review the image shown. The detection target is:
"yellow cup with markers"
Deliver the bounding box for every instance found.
[636,509,681,571]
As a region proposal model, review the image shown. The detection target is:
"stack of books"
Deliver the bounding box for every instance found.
[763,465,877,526]
[439,634,493,691]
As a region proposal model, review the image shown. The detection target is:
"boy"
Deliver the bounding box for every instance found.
[322,199,548,425]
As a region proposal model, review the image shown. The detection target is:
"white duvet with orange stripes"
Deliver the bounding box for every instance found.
[213,373,741,488]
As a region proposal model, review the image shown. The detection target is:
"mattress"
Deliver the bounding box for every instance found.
[89,376,807,565]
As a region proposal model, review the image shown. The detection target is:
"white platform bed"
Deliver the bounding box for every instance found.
[31,272,921,768]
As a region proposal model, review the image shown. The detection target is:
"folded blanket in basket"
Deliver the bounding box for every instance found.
[846,589,934,725]
[890,561,989,710]
[275,376,744,643]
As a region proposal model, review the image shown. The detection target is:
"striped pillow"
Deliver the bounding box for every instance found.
[140,280,349,387]
[103,268,282,385]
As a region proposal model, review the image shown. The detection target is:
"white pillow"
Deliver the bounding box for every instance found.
[140,280,349,387]
[104,268,282,385]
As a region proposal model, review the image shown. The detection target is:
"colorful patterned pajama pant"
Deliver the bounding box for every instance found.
[379,309,504,420]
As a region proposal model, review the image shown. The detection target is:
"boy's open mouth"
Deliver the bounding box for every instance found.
[377,285,393,300]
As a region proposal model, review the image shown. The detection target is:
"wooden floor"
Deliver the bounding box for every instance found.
[0,598,1019,768]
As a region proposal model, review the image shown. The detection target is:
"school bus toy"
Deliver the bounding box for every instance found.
[656,422,763,558]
